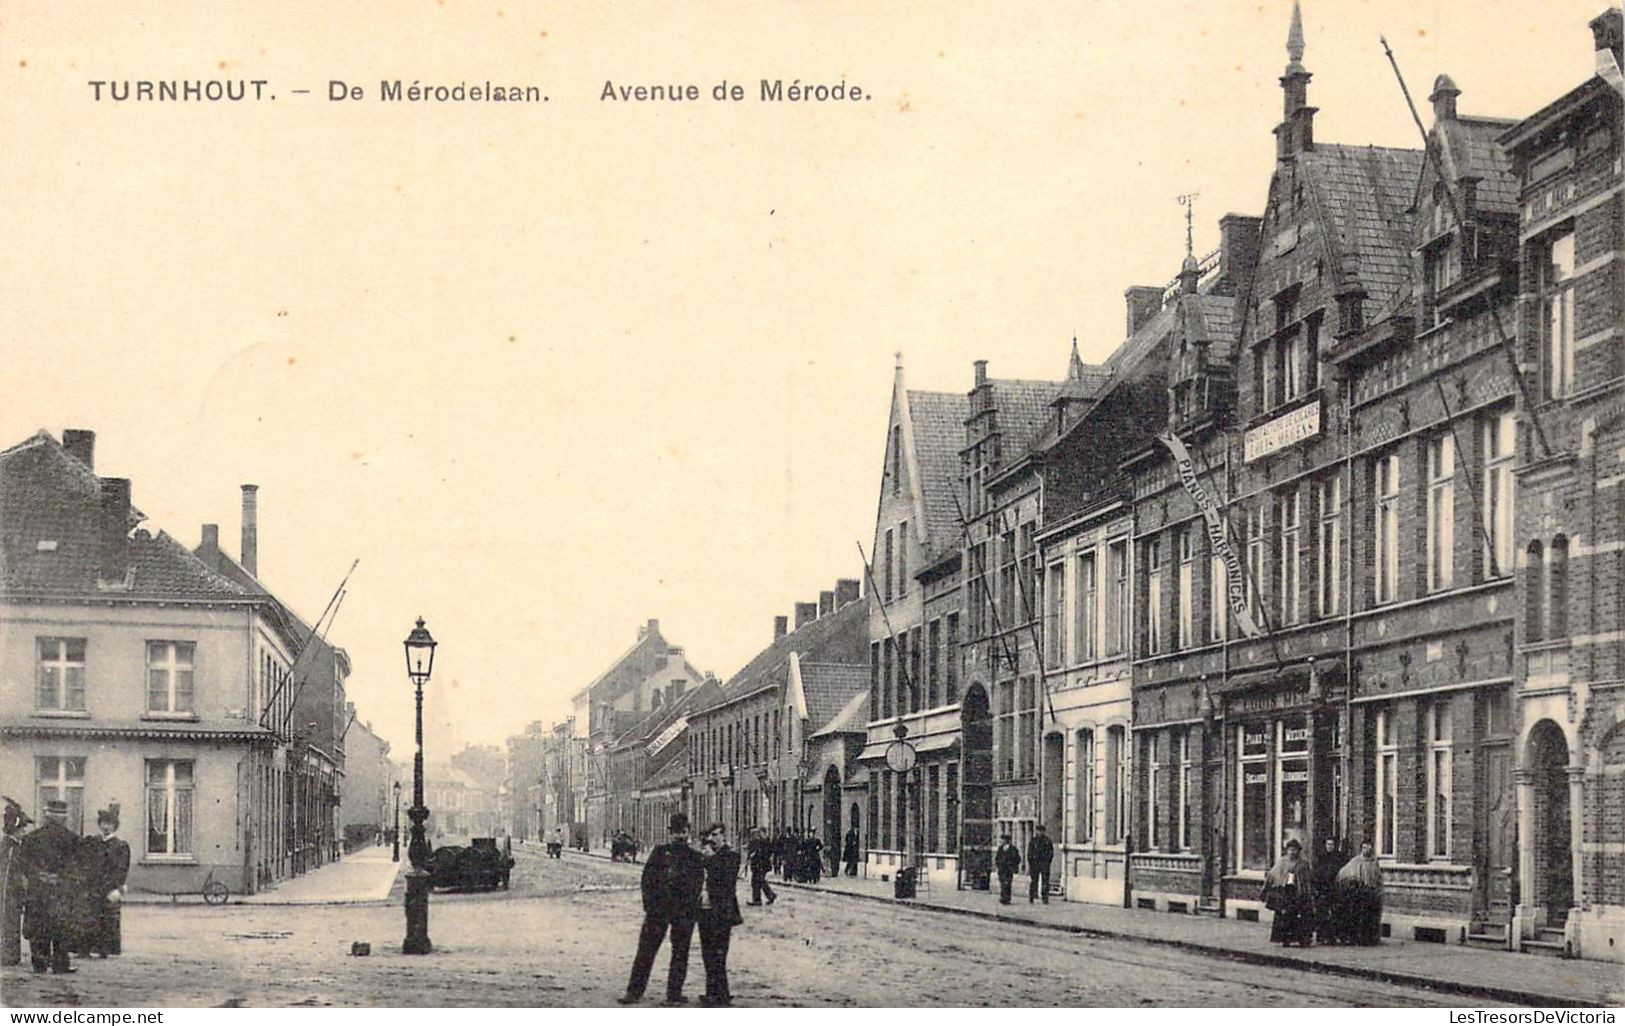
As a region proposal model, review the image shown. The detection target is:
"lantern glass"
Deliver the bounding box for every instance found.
[404,617,437,686]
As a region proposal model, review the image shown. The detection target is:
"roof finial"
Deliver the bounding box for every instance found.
[894,350,903,370]
[1177,192,1199,262]
[1286,0,1305,68]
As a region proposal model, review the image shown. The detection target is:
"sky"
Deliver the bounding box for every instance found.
[0,0,1611,756]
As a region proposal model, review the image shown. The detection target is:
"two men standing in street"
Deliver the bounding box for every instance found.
[619,812,742,1007]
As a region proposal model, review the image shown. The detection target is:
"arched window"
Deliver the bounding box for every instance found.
[1524,541,1544,643]
[1548,536,1569,640]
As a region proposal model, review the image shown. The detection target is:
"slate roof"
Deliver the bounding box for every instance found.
[809,689,870,739]
[693,598,867,716]
[1301,143,1425,314]
[640,750,691,791]
[988,378,1060,455]
[798,661,869,734]
[905,390,970,550]
[0,431,250,603]
[1445,117,1520,216]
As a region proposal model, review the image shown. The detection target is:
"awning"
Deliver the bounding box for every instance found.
[856,735,960,762]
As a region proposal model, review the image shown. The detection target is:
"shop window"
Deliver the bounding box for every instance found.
[1276,717,1310,857]
[1376,710,1398,858]
[1237,724,1270,871]
[1427,700,1453,860]
[146,759,195,858]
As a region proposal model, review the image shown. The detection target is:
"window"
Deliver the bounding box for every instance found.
[1277,489,1301,625]
[1177,729,1194,850]
[968,542,989,638]
[882,641,893,718]
[1279,331,1302,405]
[1541,230,1576,400]
[1019,523,1038,625]
[1106,541,1128,656]
[891,424,902,495]
[1376,710,1398,858]
[1208,552,1228,642]
[909,626,922,712]
[146,759,195,857]
[146,641,195,714]
[1304,312,1322,392]
[1427,700,1453,860]
[1316,475,1342,617]
[897,521,909,599]
[1484,412,1515,578]
[880,770,893,849]
[945,614,960,703]
[36,756,85,833]
[1176,530,1195,650]
[1237,724,1269,870]
[1550,536,1570,639]
[883,528,894,602]
[927,619,941,708]
[1146,539,1164,656]
[945,762,960,853]
[997,681,1016,781]
[1017,677,1037,778]
[1246,506,1267,621]
[1427,434,1456,592]
[1374,454,1401,605]
[926,765,941,853]
[1113,726,1130,844]
[1074,729,1095,843]
[1076,550,1098,661]
[998,530,1018,627]
[1147,734,1162,850]
[1045,562,1066,666]
[1425,242,1452,327]
[1276,717,1310,857]
[36,638,86,712]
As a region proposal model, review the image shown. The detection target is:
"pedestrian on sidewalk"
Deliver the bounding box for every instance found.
[745,828,776,907]
[1262,838,1314,947]
[618,813,704,1006]
[19,799,85,974]
[805,831,823,884]
[994,833,1021,905]
[1311,836,1346,945]
[842,827,859,877]
[697,823,742,1007]
[85,806,130,957]
[1334,840,1384,946]
[1026,824,1054,904]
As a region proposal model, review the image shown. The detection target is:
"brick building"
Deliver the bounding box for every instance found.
[860,359,972,888]
[1500,8,1625,961]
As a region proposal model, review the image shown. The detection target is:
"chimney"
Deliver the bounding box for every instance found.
[198,523,221,571]
[1429,74,1460,124]
[644,618,660,640]
[819,590,835,617]
[973,359,988,387]
[1216,214,1263,295]
[1125,286,1164,337]
[62,429,95,470]
[668,679,687,706]
[98,477,132,583]
[794,601,818,630]
[774,615,789,641]
[1594,7,1623,71]
[835,578,861,607]
[240,484,259,577]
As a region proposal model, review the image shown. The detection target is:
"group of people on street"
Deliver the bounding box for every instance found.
[1262,837,1385,947]
[993,824,1055,905]
[619,813,741,1007]
[759,827,827,883]
[1,798,130,974]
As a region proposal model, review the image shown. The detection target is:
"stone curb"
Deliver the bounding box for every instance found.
[768,878,1611,1008]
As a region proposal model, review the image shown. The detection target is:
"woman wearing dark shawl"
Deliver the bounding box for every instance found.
[1335,839,1384,945]
[1311,836,1347,944]
[1262,838,1314,946]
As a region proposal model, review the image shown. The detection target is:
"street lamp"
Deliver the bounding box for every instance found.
[402,616,437,955]
[392,781,402,863]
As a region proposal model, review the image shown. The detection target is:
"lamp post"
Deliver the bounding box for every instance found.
[392,781,402,863]
[402,617,437,955]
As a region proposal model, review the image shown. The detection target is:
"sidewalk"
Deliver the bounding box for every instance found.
[770,868,1624,1007]
[125,845,404,906]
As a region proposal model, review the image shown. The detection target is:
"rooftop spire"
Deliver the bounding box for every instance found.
[1286,0,1306,71]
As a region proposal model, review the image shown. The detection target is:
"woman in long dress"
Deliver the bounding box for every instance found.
[1335,839,1384,945]
[1263,838,1314,946]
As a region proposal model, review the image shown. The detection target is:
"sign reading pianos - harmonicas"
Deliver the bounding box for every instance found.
[1157,431,1265,639]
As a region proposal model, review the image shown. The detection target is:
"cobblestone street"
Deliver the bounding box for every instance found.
[1,847,1505,1008]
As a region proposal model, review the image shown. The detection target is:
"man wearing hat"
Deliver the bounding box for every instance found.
[86,806,130,956]
[994,832,1022,905]
[618,812,704,1006]
[1,797,33,966]
[19,798,81,973]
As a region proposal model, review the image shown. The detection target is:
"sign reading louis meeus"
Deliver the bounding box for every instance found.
[1243,398,1322,463]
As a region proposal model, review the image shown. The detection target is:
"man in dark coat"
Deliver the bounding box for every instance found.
[1,798,32,966]
[745,827,776,906]
[994,833,1021,905]
[20,799,82,973]
[619,813,704,1006]
[1027,824,1054,904]
[1311,836,1347,945]
[85,806,130,956]
[697,823,743,1007]
[842,827,860,876]
[804,831,823,884]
